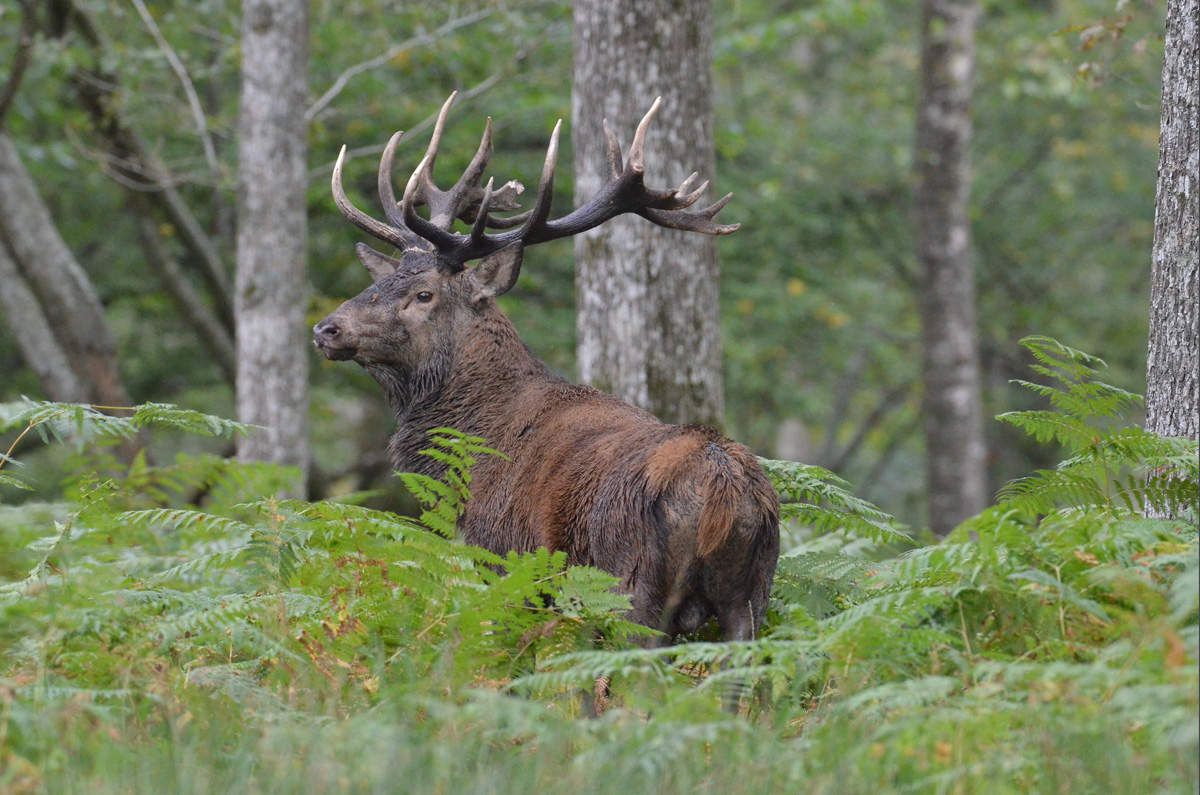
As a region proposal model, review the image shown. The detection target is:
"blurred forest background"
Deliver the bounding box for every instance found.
[0,0,1170,525]
[1,2,1196,792]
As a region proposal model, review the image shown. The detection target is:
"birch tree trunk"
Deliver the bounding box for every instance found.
[1145,0,1198,441]
[914,0,987,535]
[236,0,309,493]
[0,133,129,407]
[573,0,724,428]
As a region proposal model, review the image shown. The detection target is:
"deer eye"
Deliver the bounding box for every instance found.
[415,291,433,303]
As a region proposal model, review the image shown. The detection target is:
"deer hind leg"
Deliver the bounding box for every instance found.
[583,581,666,718]
[714,601,758,713]
[717,600,756,642]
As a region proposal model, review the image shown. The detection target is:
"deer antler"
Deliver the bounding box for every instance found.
[400,92,528,229]
[332,92,526,254]
[332,94,738,271]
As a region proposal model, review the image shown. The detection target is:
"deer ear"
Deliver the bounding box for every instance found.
[356,243,403,283]
[471,242,525,304]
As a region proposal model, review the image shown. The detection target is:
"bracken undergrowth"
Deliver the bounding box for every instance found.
[0,337,1195,794]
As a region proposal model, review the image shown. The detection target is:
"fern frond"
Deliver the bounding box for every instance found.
[120,508,255,536]
[760,457,912,544]
[996,410,1097,450]
[129,403,255,438]
[832,675,960,718]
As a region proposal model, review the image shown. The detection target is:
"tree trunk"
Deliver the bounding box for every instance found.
[572,0,724,428]
[235,0,310,493]
[0,133,129,407]
[0,237,87,402]
[914,0,987,535]
[1145,0,1198,441]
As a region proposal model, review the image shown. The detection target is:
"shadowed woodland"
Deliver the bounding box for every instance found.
[0,1,1196,792]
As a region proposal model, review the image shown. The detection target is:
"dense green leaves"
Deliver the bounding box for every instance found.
[760,457,912,544]
[0,0,1166,527]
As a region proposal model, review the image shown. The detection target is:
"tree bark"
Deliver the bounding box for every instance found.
[0,133,129,407]
[0,237,87,402]
[235,0,310,493]
[1145,0,1199,441]
[914,0,987,535]
[572,0,724,428]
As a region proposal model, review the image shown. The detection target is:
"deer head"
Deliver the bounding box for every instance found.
[314,92,737,390]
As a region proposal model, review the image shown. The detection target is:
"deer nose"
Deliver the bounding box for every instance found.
[313,319,340,340]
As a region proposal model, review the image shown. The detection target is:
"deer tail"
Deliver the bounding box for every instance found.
[696,442,745,557]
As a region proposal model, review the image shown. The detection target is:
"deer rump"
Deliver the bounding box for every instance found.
[456,383,780,642]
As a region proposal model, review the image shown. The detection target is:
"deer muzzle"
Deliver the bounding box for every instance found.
[313,317,357,360]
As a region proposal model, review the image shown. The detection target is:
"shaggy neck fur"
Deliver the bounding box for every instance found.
[366,305,554,474]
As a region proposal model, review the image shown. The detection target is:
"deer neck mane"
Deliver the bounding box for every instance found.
[371,305,552,473]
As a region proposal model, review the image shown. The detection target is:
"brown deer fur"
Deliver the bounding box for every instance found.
[315,96,780,641]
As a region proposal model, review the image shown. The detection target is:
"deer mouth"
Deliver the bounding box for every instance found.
[313,337,357,361]
[317,342,357,361]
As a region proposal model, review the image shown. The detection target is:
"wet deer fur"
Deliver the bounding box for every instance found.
[315,93,780,641]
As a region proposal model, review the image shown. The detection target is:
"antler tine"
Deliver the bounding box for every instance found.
[677,171,699,195]
[668,173,709,210]
[332,145,426,251]
[469,178,494,245]
[401,151,462,253]
[442,117,494,220]
[404,91,458,230]
[419,91,456,195]
[377,131,409,229]
[511,119,561,240]
[602,119,623,179]
[415,97,524,230]
[627,96,662,174]
[616,98,684,208]
[479,199,532,229]
[463,119,559,255]
[642,191,740,235]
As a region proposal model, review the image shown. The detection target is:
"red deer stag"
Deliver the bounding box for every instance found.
[314,93,779,642]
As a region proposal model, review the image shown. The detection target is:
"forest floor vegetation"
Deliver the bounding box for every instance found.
[0,338,1195,794]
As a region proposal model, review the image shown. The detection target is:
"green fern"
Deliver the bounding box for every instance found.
[996,336,1198,517]
[0,356,1196,795]
[759,457,913,545]
[396,428,506,537]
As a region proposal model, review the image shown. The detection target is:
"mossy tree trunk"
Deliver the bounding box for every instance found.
[0,134,128,407]
[1145,0,1198,442]
[572,0,724,428]
[236,0,310,494]
[914,0,987,535]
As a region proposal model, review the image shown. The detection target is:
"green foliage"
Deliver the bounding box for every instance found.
[996,336,1199,517]
[0,399,254,492]
[760,457,912,545]
[394,427,506,537]
[0,406,651,790]
[0,399,254,440]
[1,340,1195,792]
[0,0,1165,528]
